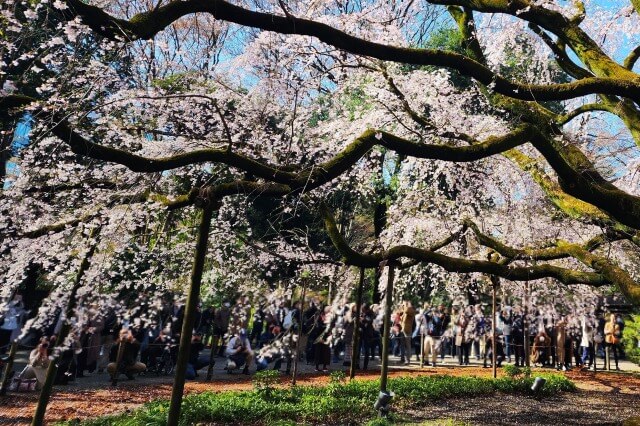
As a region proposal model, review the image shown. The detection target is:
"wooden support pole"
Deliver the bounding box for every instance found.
[350,267,366,380]
[380,262,395,393]
[292,278,307,386]
[110,340,125,386]
[524,280,530,368]
[32,228,100,426]
[420,331,424,369]
[0,341,18,395]
[206,336,216,381]
[167,206,214,426]
[491,276,498,379]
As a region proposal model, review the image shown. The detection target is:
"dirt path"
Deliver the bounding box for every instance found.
[1,367,638,425]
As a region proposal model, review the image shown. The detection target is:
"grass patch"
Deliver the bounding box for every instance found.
[68,373,574,426]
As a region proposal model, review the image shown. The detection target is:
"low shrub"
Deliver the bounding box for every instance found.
[623,314,640,365]
[253,370,281,400]
[503,364,531,379]
[76,373,574,426]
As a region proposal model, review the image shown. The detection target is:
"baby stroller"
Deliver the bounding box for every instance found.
[157,343,175,375]
[148,341,176,375]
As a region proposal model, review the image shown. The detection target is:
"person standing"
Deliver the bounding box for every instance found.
[98,309,119,374]
[555,316,568,370]
[213,302,231,356]
[511,308,525,367]
[472,305,486,361]
[604,313,622,370]
[201,305,215,346]
[342,303,356,367]
[580,314,594,368]
[360,304,376,370]
[0,293,25,354]
[313,306,332,372]
[400,301,416,365]
[249,304,264,347]
[455,312,471,366]
[500,308,513,363]
[423,305,446,367]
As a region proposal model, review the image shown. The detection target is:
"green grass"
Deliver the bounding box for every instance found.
[65,373,574,426]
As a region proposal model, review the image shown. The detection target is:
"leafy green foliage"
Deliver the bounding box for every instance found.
[623,314,640,364]
[253,369,281,400]
[503,364,532,379]
[342,86,372,121]
[73,374,574,426]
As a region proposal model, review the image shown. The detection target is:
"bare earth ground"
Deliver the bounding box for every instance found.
[1,362,639,425]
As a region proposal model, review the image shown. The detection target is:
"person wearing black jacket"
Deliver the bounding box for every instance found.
[98,309,119,373]
[511,308,525,367]
[423,305,448,367]
[201,306,215,346]
[107,329,146,380]
[186,332,208,379]
[500,309,513,363]
[360,304,376,370]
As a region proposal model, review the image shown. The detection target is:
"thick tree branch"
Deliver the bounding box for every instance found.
[465,219,640,304]
[464,218,627,262]
[60,0,640,104]
[557,103,615,125]
[320,205,609,286]
[6,94,640,229]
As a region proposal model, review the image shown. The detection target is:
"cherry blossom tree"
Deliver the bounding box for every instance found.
[3,0,640,424]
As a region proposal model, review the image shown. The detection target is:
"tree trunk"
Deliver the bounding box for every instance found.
[167,206,214,426]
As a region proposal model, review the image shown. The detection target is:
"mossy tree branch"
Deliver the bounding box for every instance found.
[624,44,640,70]
[320,205,611,287]
[464,219,640,304]
[59,0,640,104]
[6,93,640,230]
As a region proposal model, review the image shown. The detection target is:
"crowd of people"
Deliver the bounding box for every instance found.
[2,293,634,390]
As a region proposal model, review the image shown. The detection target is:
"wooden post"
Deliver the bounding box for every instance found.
[32,228,100,426]
[0,340,18,395]
[110,340,125,386]
[524,280,530,368]
[206,336,216,381]
[349,267,365,380]
[491,276,498,379]
[292,278,307,386]
[380,262,395,393]
[419,329,424,368]
[167,206,214,426]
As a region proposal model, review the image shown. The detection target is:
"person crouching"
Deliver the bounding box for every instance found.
[107,329,146,380]
[225,329,253,375]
